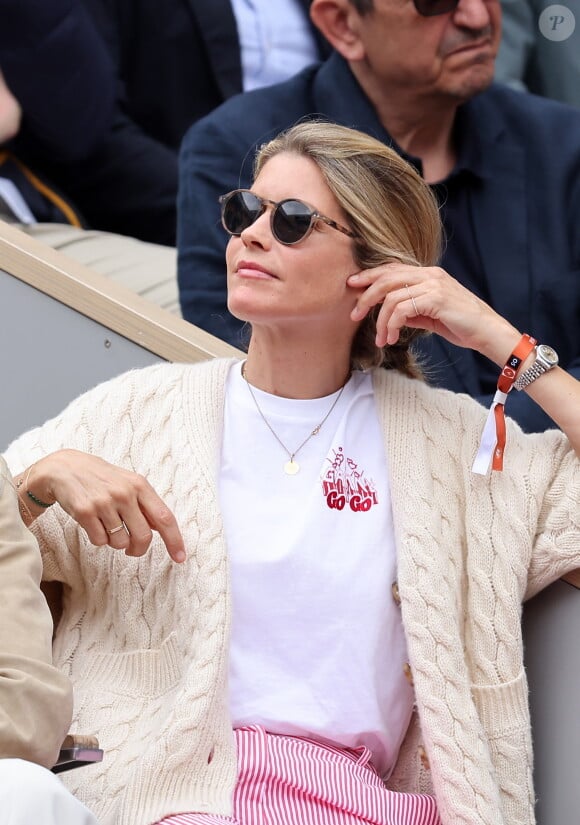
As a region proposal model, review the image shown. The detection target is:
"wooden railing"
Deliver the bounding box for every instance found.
[0,219,240,364]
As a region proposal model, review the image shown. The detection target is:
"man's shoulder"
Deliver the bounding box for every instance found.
[470,82,580,131]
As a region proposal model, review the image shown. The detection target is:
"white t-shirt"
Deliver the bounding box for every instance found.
[219,363,413,777]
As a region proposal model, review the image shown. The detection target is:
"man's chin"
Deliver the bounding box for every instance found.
[443,64,495,102]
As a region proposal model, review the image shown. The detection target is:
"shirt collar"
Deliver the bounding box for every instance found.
[394,103,488,185]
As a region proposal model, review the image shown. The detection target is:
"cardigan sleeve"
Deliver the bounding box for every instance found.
[471,408,580,601]
[454,389,580,600]
[522,428,580,599]
[425,384,580,602]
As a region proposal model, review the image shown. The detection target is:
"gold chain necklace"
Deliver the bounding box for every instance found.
[241,363,348,475]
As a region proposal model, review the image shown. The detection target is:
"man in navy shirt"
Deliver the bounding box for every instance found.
[177,0,580,433]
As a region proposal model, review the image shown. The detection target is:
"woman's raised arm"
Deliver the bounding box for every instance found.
[349,263,580,456]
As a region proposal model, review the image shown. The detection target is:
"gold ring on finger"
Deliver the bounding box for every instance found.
[106,522,125,535]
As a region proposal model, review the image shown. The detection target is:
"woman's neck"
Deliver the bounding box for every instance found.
[244,331,353,399]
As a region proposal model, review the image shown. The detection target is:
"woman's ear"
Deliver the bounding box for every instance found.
[310,0,367,61]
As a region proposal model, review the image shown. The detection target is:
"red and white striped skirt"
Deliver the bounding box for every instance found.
[158,725,440,825]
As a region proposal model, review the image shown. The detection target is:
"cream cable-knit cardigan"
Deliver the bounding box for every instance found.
[3,358,579,825]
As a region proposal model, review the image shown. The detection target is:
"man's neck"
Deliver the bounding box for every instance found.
[350,63,459,184]
[387,113,457,184]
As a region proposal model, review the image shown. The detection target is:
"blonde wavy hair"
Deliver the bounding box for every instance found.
[254,120,442,378]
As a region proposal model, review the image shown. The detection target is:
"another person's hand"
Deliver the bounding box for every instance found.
[17,450,186,563]
[0,70,22,143]
[348,263,518,367]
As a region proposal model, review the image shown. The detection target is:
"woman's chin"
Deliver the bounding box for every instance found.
[227,293,278,326]
[227,299,255,325]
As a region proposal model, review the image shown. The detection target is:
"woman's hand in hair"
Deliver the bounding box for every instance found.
[348,263,520,368]
[349,263,580,453]
[15,450,186,563]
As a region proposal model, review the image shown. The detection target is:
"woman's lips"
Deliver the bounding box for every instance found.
[235,261,277,279]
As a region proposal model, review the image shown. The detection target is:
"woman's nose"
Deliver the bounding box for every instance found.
[240,208,273,248]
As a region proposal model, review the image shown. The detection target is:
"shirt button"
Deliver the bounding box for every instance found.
[391,580,401,606]
[418,745,430,770]
[403,662,414,686]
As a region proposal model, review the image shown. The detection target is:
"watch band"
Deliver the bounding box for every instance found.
[514,344,559,391]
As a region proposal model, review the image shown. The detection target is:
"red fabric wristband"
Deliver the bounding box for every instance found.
[492,334,537,470]
[472,334,537,474]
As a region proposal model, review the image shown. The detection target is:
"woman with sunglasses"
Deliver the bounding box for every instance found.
[4,121,579,825]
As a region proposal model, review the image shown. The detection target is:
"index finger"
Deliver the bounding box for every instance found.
[347,269,377,289]
[139,489,186,563]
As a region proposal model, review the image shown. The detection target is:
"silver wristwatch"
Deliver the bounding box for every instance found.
[514,344,559,391]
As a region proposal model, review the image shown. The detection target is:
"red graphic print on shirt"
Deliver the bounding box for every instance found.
[321,447,379,512]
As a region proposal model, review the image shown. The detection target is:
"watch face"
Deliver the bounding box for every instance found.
[538,344,559,366]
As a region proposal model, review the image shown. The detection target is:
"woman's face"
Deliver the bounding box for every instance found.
[225,153,360,337]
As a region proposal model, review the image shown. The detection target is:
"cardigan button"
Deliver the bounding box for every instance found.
[391,580,401,606]
[403,662,414,687]
[418,745,430,770]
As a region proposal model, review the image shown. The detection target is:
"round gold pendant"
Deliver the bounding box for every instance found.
[284,459,300,475]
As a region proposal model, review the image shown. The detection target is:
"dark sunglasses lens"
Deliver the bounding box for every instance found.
[413,0,459,16]
[223,191,262,235]
[273,200,313,244]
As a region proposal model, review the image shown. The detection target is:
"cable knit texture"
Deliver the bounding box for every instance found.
[3,359,579,825]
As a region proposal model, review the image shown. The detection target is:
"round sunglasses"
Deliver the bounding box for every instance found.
[219,189,358,246]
